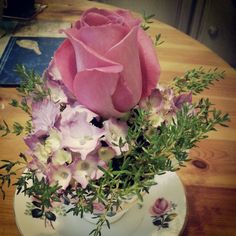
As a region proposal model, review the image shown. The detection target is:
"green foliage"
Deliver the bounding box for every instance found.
[172,67,225,94]
[15,64,50,101]
[0,153,27,199]
[0,119,32,137]
[154,33,164,46]
[14,171,61,224]
[141,12,164,46]
[141,11,155,31]
[9,98,30,114]
[12,122,24,135]
[0,66,230,236]
[0,120,10,137]
[0,65,48,137]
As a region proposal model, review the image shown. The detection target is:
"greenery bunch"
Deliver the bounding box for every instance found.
[0,63,229,236]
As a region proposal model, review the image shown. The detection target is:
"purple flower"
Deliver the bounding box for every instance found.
[71,153,106,188]
[150,198,171,216]
[103,118,129,155]
[47,164,72,190]
[139,88,163,112]
[173,92,192,109]
[24,134,41,150]
[44,61,76,104]
[59,104,105,160]
[32,99,60,136]
[25,129,62,166]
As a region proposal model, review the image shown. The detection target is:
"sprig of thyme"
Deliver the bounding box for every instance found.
[0,120,10,136]
[0,120,31,136]
[172,67,225,94]
[9,98,30,114]
[0,153,27,199]
[15,64,50,101]
[141,12,164,46]
[154,33,164,46]
[0,65,46,137]
[141,11,155,31]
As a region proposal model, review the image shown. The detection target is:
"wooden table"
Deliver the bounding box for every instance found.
[0,1,235,235]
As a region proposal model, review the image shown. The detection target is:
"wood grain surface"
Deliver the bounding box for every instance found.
[0,1,236,235]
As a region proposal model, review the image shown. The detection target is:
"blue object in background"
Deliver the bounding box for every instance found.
[0,36,65,86]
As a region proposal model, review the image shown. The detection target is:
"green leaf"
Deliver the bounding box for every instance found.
[172,68,225,94]
[0,120,10,137]
[105,219,110,229]
[45,211,56,221]
[135,190,143,202]
[165,213,177,222]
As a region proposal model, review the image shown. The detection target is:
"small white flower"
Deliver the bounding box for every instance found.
[34,143,50,164]
[103,118,129,155]
[45,129,61,153]
[60,107,104,160]
[52,149,72,165]
[49,165,72,190]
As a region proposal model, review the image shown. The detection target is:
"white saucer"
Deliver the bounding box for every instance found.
[14,172,187,236]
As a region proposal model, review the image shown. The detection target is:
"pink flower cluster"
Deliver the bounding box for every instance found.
[139,87,192,127]
[24,87,191,190]
[25,100,129,189]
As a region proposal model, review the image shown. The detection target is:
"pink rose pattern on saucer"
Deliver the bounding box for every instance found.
[150,197,177,230]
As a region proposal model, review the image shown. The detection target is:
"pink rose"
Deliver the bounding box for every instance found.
[51,8,160,118]
[150,198,171,216]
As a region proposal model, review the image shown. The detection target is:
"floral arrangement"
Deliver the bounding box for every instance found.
[0,8,229,236]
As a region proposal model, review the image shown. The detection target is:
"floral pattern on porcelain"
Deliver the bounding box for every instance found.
[150,197,178,230]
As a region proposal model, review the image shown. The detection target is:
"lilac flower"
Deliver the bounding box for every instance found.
[98,146,116,162]
[24,134,41,150]
[33,143,50,164]
[173,92,192,109]
[60,105,104,159]
[71,154,106,188]
[103,118,129,155]
[47,164,72,190]
[139,87,179,127]
[47,59,62,81]
[44,129,61,152]
[32,99,60,136]
[51,149,72,165]
[46,79,69,104]
[60,103,98,124]
[27,156,47,175]
[139,88,163,112]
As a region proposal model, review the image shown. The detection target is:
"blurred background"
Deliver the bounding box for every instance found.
[0,0,235,68]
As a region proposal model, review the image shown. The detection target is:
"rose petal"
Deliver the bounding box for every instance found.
[73,70,123,118]
[138,28,161,97]
[116,9,141,28]
[54,39,77,92]
[111,76,134,112]
[76,24,128,55]
[106,26,142,110]
[79,8,120,26]
[82,12,111,26]
[64,28,123,73]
